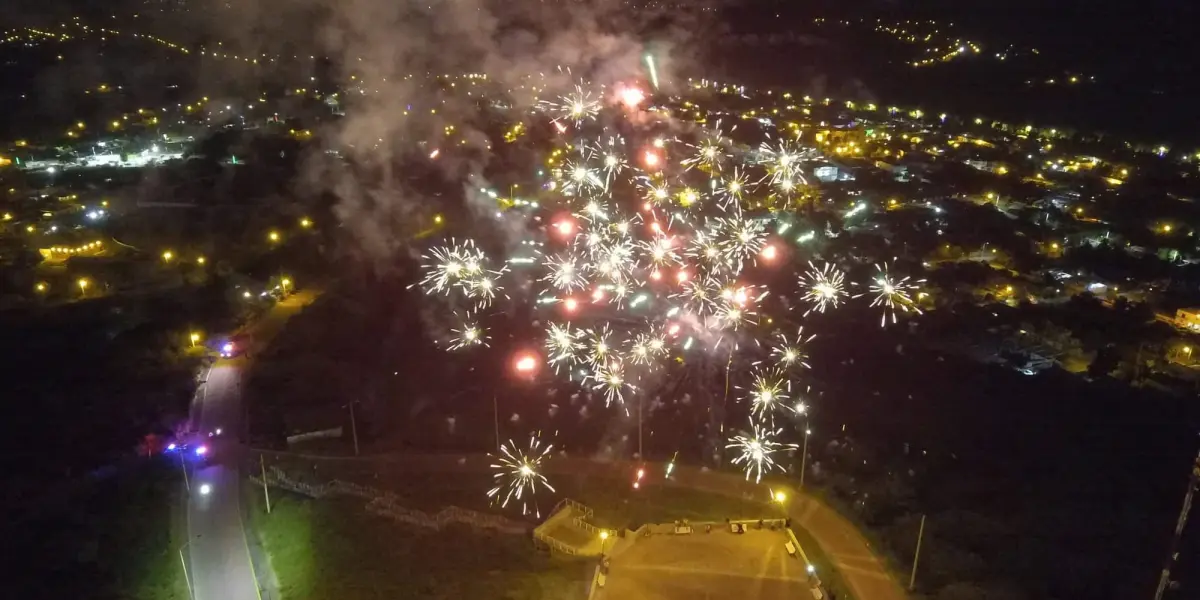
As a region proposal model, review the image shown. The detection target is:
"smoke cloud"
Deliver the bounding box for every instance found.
[194,0,726,264]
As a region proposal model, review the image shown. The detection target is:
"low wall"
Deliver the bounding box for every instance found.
[256,465,529,535]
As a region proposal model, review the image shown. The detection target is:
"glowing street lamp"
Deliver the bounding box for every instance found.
[35,282,47,293]
[190,332,201,348]
[268,230,281,243]
[774,491,787,503]
[77,278,90,295]
[162,250,174,263]
[197,256,206,265]
[299,217,312,228]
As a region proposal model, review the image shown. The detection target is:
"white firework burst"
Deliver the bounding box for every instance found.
[743,369,791,422]
[682,121,731,172]
[590,358,635,407]
[714,167,751,211]
[447,316,488,350]
[546,322,584,368]
[672,275,721,316]
[543,253,588,293]
[542,84,600,125]
[464,267,507,309]
[727,421,796,483]
[757,138,807,186]
[584,325,615,366]
[487,436,556,517]
[716,217,768,274]
[629,331,668,366]
[560,158,605,197]
[419,239,485,295]
[638,234,681,269]
[767,328,814,370]
[799,261,849,315]
[867,262,925,327]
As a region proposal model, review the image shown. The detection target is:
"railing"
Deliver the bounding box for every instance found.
[572,516,601,535]
[533,529,580,555]
[549,497,595,520]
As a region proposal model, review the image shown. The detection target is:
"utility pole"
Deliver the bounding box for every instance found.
[638,395,643,459]
[260,454,271,514]
[347,401,360,456]
[909,514,927,591]
[1152,446,1200,600]
[799,428,811,488]
[493,393,500,450]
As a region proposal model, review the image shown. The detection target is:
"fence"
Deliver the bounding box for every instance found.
[255,466,529,535]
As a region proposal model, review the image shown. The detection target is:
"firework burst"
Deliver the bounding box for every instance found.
[487,436,557,517]
[727,421,796,483]
[541,84,601,126]
[798,261,849,315]
[419,239,485,295]
[866,262,925,327]
[765,328,815,370]
[447,316,489,350]
[743,369,791,423]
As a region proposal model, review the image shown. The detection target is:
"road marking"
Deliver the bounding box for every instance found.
[237,480,264,600]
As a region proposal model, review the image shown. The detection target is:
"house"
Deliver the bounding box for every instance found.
[1175,308,1200,332]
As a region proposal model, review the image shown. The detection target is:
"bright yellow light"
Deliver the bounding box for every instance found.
[197,256,206,265]
[268,231,280,242]
[77,278,90,291]
[35,282,47,293]
[300,217,312,228]
[599,531,609,540]
[434,215,443,225]
[774,491,787,503]
[162,250,174,262]
[1163,224,1173,233]
[190,332,201,343]
[281,278,292,287]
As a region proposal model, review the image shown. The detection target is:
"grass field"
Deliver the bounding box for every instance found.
[246,490,591,600]
[260,453,776,528]
[7,459,190,599]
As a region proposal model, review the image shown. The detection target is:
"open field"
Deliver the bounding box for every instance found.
[247,491,591,600]
[599,528,808,600]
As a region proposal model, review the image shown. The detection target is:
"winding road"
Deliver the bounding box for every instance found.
[185,291,318,600]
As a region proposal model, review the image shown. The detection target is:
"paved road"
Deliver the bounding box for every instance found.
[186,291,319,600]
[254,451,907,600]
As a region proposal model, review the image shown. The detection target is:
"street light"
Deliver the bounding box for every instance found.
[299,217,312,228]
[774,491,787,503]
[268,230,281,243]
[35,282,47,293]
[190,332,201,348]
[197,256,206,265]
[77,278,90,295]
[162,250,174,262]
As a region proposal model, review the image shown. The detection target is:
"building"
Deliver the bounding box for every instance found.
[1176,308,1200,332]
